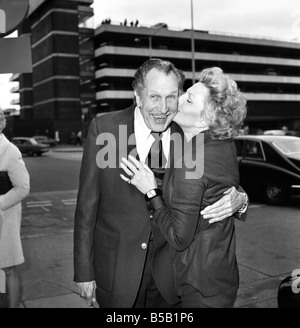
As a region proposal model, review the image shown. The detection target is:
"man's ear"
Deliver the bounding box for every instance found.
[134,91,141,108]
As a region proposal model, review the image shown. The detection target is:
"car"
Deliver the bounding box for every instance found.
[32,135,58,147]
[234,135,300,205]
[11,137,50,156]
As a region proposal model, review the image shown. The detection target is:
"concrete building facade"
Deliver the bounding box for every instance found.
[10,0,95,142]
[94,23,300,133]
[9,3,300,140]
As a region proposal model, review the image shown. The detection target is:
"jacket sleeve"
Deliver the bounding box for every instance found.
[73,118,101,282]
[151,169,207,251]
[0,147,30,211]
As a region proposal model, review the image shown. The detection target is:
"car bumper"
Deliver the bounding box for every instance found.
[291,185,300,195]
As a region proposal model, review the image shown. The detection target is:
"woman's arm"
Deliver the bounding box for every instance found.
[151,171,206,251]
[120,155,206,251]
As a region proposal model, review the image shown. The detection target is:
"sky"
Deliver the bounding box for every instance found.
[1,0,300,109]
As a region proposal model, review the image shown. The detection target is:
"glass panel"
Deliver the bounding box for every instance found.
[273,140,300,155]
[244,140,264,160]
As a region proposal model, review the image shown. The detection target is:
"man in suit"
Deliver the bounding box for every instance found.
[73,59,248,308]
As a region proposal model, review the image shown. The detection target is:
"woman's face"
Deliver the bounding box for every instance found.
[174,82,209,129]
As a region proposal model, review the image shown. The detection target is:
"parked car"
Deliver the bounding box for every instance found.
[32,135,58,147]
[11,137,50,156]
[234,135,300,205]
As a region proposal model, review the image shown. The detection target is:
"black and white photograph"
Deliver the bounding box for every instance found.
[0,0,300,313]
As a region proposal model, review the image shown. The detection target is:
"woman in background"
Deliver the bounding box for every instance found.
[0,109,30,308]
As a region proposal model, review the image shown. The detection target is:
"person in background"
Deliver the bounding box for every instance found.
[0,109,30,308]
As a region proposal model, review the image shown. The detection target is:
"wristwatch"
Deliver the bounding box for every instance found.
[238,192,248,213]
[144,188,162,202]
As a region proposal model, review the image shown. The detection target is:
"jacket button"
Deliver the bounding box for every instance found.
[141,243,147,250]
[149,214,154,219]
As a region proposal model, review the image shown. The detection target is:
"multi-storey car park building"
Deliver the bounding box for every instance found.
[8,3,300,141]
[94,22,300,133]
[9,0,95,142]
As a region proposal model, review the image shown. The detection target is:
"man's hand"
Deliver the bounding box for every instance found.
[201,186,246,223]
[77,281,96,307]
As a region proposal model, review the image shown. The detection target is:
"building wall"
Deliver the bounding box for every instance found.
[94,23,300,132]
[15,0,94,142]
[12,5,300,138]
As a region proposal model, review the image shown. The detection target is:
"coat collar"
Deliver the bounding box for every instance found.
[0,133,9,155]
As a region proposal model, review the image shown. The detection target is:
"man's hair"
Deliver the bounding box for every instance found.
[198,67,247,140]
[132,58,186,98]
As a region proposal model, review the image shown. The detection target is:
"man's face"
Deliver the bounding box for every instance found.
[135,69,179,132]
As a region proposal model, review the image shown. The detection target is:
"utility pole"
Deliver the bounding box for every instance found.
[191,0,196,84]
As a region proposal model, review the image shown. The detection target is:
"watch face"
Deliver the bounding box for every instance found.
[147,190,156,198]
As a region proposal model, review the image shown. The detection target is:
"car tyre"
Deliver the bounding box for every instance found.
[262,182,290,205]
[27,150,34,157]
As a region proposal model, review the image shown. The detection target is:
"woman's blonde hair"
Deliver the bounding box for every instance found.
[198,67,247,140]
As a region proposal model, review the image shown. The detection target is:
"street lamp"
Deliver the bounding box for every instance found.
[134,23,167,59]
[191,0,196,84]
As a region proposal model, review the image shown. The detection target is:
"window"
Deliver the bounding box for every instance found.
[244,140,264,160]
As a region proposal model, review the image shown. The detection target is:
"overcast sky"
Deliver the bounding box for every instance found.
[93,0,300,40]
[1,0,300,109]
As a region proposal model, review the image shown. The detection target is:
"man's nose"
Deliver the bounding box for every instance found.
[160,99,168,114]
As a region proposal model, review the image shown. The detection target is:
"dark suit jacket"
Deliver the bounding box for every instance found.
[151,130,240,297]
[73,105,180,308]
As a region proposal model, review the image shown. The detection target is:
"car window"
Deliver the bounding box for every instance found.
[244,140,264,160]
[273,140,300,156]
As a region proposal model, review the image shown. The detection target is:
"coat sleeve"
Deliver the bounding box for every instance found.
[151,169,208,252]
[0,146,30,212]
[73,118,101,283]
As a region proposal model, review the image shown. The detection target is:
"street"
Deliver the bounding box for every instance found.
[18,148,300,308]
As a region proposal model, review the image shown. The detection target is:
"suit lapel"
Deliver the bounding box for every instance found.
[113,105,139,161]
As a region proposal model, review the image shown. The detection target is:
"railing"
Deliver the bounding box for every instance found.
[97,20,300,44]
